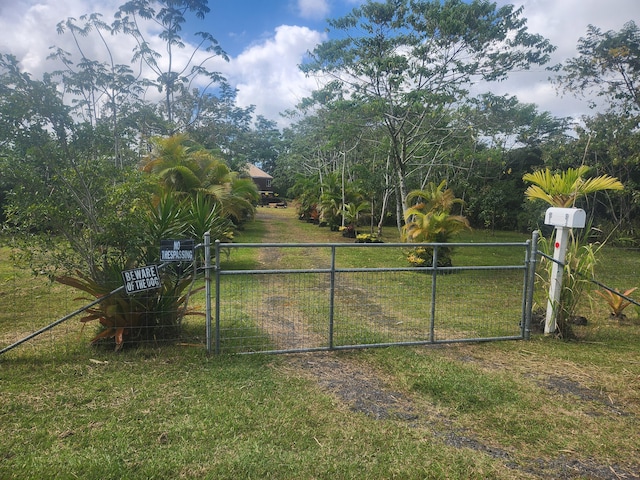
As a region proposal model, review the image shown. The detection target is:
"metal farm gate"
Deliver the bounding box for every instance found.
[204,232,538,354]
[0,233,538,357]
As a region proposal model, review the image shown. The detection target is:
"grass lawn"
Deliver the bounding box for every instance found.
[1,207,639,479]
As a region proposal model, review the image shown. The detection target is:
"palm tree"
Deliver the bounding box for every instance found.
[523,166,623,337]
[142,134,203,196]
[289,175,321,222]
[319,172,343,229]
[206,172,259,225]
[522,166,623,207]
[406,179,464,215]
[402,181,470,267]
[142,134,258,226]
[402,210,470,244]
[341,200,371,237]
[343,201,371,227]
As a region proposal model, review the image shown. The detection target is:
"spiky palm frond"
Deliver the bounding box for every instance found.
[594,287,637,317]
[406,180,464,214]
[523,166,623,207]
[402,210,470,243]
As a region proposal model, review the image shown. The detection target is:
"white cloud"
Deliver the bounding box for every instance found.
[2,0,639,128]
[297,0,330,20]
[0,1,326,128]
[0,0,125,73]
[490,0,640,120]
[223,25,326,128]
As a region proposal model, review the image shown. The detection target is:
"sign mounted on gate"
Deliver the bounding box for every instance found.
[160,239,195,262]
[122,265,161,294]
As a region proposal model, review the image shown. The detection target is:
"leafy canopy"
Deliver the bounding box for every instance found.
[554,21,640,114]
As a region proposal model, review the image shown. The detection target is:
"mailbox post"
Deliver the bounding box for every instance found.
[543,207,586,334]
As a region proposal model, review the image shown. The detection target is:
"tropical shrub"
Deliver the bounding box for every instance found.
[51,135,244,350]
[595,287,638,320]
[57,266,203,351]
[402,181,470,267]
[523,166,624,336]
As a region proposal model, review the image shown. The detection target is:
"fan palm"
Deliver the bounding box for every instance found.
[523,166,623,337]
[522,166,623,207]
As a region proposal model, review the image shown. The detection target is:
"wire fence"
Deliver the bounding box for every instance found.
[0,261,208,358]
[0,270,86,356]
[3,233,640,358]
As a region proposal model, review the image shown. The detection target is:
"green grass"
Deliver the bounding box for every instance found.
[1,208,640,478]
[361,339,640,460]
[1,348,507,479]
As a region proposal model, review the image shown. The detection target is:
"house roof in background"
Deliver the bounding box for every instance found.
[247,164,273,179]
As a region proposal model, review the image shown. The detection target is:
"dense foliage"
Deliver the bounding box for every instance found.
[278,5,638,243]
[1,0,639,344]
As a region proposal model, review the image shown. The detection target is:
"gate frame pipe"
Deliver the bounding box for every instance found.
[204,231,212,354]
[524,231,539,340]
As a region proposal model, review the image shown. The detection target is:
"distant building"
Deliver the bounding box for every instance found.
[246,164,286,207]
[246,164,273,192]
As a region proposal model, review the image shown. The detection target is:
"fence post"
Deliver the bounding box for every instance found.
[204,231,212,354]
[429,244,438,343]
[328,245,336,349]
[215,240,221,355]
[524,231,539,340]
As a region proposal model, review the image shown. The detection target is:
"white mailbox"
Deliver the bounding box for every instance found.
[544,207,586,228]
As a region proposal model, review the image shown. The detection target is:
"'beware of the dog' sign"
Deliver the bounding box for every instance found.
[122,265,161,294]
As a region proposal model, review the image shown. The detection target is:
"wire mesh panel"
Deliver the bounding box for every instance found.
[332,270,433,346]
[0,271,88,357]
[211,241,535,354]
[0,264,207,357]
[1,240,534,357]
[431,268,526,341]
[217,272,331,353]
[533,244,640,331]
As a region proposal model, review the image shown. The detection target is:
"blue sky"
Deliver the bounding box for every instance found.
[1,0,639,128]
[201,1,354,57]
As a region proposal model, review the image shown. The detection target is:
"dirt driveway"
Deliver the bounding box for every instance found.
[255,207,639,480]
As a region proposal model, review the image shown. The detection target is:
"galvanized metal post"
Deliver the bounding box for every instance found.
[429,245,438,342]
[215,240,221,355]
[523,231,539,340]
[204,231,212,354]
[328,245,336,349]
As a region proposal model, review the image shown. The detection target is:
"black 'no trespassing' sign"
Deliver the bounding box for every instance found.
[160,239,195,262]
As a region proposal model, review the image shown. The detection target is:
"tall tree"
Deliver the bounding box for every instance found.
[554,21,640,114]
[0,53,73,224]
[464,93,570,150]
[114,0,228,128]
[50,13,146,167]
[301,0,555,225]
[184,84,257,171]
[242,116,283,175]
